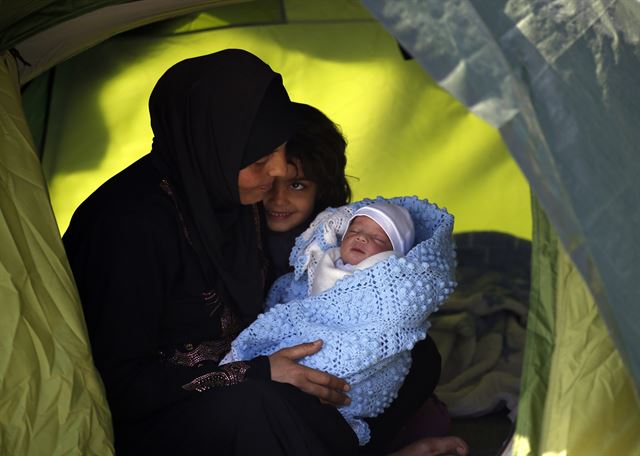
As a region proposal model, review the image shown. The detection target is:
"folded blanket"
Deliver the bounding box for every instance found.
[430,237,530,421]
[223,196,456,444]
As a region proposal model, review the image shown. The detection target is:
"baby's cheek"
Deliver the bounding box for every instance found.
[369,244,383,254]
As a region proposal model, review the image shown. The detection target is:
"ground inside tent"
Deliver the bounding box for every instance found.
[430,231,530,455]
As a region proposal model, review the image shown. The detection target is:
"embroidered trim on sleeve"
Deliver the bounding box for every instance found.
[160,339,233,367]
[182,361,250,392]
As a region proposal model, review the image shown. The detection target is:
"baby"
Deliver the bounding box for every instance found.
[310,202,415,295]
[222,199,454,445]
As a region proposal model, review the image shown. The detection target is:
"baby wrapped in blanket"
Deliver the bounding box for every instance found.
[222,197,456,444]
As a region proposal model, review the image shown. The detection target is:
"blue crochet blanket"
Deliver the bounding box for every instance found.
[224,196,456,444]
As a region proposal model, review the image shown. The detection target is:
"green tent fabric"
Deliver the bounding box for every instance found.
[0,0,124,51]
[0,51,114,455]
[1,1,639,454]
[514,198,640,455]
[33,3,529,238]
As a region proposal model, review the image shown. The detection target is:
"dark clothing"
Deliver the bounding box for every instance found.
[64,155,358,455]
[115,380,357,456]
[264,216,310,283]
[66,49,438,455]
[148,49,297,325]
[64,154,247,419]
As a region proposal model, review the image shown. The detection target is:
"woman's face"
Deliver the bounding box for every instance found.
[263,159,317,232]
[237,144,287,205]
[340,216,392,265]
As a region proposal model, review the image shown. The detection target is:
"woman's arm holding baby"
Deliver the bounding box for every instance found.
[269,340,351,407]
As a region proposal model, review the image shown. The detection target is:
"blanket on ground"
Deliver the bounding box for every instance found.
[430,233,530,421]
[223,196,455,445]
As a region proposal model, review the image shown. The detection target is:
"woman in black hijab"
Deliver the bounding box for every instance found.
[63,49,357,455]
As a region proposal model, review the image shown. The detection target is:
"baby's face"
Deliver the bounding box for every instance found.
[340,216,393,265]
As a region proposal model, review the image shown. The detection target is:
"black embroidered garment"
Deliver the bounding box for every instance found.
[64,155,269,421]
[63,50,358,455]
[147,49,296,325]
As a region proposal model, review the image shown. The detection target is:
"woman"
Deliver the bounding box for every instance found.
[261,103,468,456]
[63,50,358,455]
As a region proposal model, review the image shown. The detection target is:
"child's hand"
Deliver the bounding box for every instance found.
[269,340,351,407]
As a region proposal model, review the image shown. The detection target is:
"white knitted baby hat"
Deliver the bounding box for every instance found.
[345,203,415,255]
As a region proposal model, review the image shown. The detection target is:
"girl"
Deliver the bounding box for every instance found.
[263,102,351,280]
[261,103,468,456]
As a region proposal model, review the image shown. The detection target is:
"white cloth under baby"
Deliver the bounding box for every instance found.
[310,247,394,296]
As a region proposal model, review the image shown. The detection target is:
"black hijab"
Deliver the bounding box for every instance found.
[148,49,296,323]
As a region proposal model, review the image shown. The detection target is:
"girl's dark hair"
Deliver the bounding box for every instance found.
[286,103,352,214]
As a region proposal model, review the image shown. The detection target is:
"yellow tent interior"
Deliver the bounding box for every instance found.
[1,1,639,454]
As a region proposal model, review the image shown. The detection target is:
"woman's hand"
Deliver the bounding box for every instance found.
[269,340,351,407]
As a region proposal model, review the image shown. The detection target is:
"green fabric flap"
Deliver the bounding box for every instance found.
[0,51,113,455]
[134,0,285,36]
[512,196,557,455]
[0,0,127,51]
[515,198,640,455]
[20,68,52,158]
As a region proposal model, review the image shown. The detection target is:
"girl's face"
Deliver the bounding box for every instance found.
[237,144,287,205]
[340,216,392,265]
[263,159,318,232]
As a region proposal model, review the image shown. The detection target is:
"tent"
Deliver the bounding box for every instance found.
[1,0,639,454]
